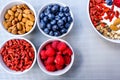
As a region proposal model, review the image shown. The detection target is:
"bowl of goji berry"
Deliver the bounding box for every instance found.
[0,37,36,74]
[88,0,120,43]
[37,39,74,76]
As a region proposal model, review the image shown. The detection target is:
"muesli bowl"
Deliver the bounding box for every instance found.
[88,0,120,43]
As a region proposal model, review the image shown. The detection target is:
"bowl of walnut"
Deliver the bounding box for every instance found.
[0,0,37,36]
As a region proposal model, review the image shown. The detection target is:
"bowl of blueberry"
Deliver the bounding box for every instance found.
[37,2,74,38]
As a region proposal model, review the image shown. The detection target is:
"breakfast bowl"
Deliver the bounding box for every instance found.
[88,0,120,43]
[0,0,37,37]
[37,2,74,39]
[0,37,36,74]
[37,39,74,76]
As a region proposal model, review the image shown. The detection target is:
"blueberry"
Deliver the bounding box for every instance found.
[65,13,70,17]
[63,6,70,13]
[55,16,60,21]
[58,12,64,17]
[51,20,56,25]
[49,31,54,36]
[61,28,67,33]
[62,17,67,22]
[40,13,45,19]
[54,31,60,36]
[65,23,70,29]
[59,26,64,29]
[52,25,58,31]
[67,16,73,23]
[106,0,112,6]
[57,20,64,26]
[48,14,55,20]
[60,6,64,12]
[40,20,46,29]
[44,28,49,34]
[47,24,51,30]
[44,10,50,15]
[43,16,49,23]
[47,5,53,10]
[51,4,59,13]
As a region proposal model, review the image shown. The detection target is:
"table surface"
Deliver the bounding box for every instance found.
[1,0,120,80]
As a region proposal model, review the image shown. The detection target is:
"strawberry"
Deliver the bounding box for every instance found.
[64,55,71,65]
[46,64,56,71]
[55,64,64,70]
[40,50,47,60]
[57,42,67,51]
[46,57,55,65]
[51,40,59,49]
[45,47,55,57]
[63,47,72,56]
[55,55,65,65]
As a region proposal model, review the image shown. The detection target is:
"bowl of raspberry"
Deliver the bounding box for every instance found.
[37,2,74,38]
[37,39,74,76]
[0,37,36,74]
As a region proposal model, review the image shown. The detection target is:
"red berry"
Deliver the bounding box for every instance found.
[40,50,47,60]
[64,55,71,65]
[46,47,55,57]
[46,57,55,65]
[114,0,120,8]
[57,51,62,55]
[55,55,65,65]
[57,42,67,51]
[55,64,64,70]
[45,43,51,49]
[51,40,59,49]
[46,64,56,71]
[63,47,72,56]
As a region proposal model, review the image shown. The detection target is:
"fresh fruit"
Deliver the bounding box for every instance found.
[45,47,55,57]
[55,55,65,65]
[39,40,73,72]
[39,4,73,37]
[46,64,56,71]
[114,0,120,8]
[106,0,113,6]
[57,42,67,51]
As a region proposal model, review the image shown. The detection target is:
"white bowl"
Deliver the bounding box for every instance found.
[37,2,74,39]
[37,39,74,76]
[0,37,36,75]
[87,0,120,43]
[0,0,37,37]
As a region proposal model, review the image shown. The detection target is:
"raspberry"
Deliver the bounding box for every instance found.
[55,55,65,65]
[64,55,71,65]
[46,64,56,71]
[56,64,64,70]
[51,40,59,49]
[45,47,55,57]
[63,47,72,56]
[57,51,62,55]
[46,57,55,65]
[45,43,51,49]
[114,0,120,8]
[57,42,67,51]
[40,50,47,60]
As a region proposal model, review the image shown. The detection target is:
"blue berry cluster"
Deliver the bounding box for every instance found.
[39,4,73,37]
[106,0,113,6]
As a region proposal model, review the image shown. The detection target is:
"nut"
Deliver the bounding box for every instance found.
[3,4,35,35]
[8,10,14,16]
